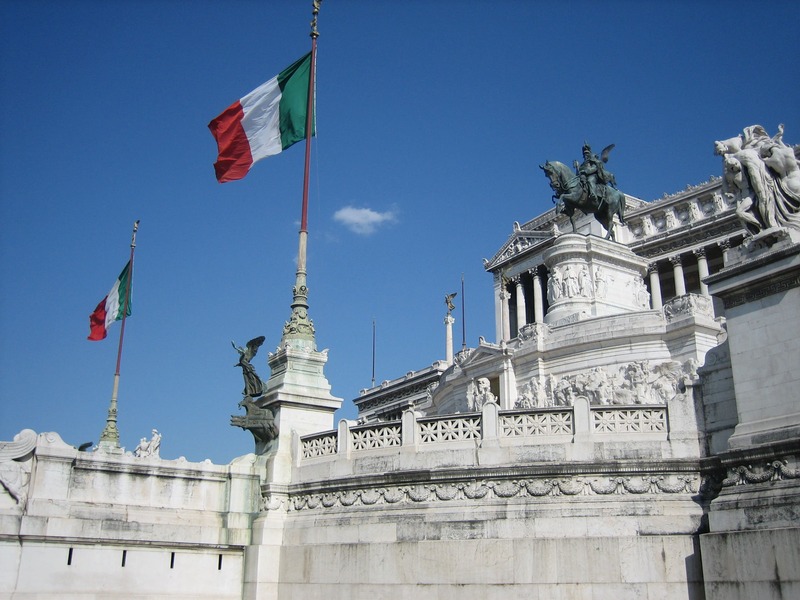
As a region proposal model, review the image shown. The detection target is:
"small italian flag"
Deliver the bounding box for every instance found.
[208,52,314,183]
[88,261,132,341]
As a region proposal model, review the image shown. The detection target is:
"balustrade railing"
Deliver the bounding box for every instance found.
[418,414,482,443]
[351,422,402,450]
[298,403,668,462]
[591,407,667,433]
[300,431,338,459]
[499,409,573,437]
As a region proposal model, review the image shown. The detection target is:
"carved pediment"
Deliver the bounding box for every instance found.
[455,341,507,370]
[484,227,553,271]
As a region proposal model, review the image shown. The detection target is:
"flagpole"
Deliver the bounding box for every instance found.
[281,0,320,348]
[98,220,139,452]
[461,273,467,351]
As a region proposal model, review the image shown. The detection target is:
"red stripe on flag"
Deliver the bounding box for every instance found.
[88,296,109,341]
[208,100,253,183]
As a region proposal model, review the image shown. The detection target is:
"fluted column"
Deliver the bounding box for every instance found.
[694,247,710,297]
[500,289,511,342]
[648,263,663,310]
[513,276,527,334]
[670,255,686,297]
[531,268,544,324]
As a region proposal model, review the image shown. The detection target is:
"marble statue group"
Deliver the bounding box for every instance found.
[715,124,800,234]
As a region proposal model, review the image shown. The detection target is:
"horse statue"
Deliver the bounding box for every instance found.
[540,160,627,241]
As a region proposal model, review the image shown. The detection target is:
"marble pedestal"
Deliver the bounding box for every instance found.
[543,234,651,325]
[705,228,800,449]
[700,228,800,600]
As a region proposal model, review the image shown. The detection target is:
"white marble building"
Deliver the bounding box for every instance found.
[2,124,799,599]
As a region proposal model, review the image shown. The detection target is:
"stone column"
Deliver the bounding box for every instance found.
[513,275,527,334]
[648,263,663,310]
[718,239,732,267]
[670,255,687,296]
[500,355,517,410]
[694,247,710,297]
[531,268,544,324]
[494,278,502,342]
[500,289,511,342]
[444,314,455,366]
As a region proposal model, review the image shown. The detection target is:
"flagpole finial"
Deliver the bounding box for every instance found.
[131,220,140,248]
[310,0,321,39]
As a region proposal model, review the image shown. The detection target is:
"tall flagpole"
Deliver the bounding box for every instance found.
[371,319,376,387]
[461,273,467,350]
[98,220,139,452]
[281,0,320,349]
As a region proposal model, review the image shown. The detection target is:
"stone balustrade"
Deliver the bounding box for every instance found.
[298,401,669,463]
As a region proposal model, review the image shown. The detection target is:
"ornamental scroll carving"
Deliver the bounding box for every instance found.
[515,360,694,408]
[663,293,713,321]
[284,473,699,512]
[721,458,800,488]
[700,455,800,501]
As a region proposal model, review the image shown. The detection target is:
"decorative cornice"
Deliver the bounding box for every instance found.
[720,271,800,309]
[284,471,700,512]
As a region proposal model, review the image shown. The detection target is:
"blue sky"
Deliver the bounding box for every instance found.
[1,0,798,464]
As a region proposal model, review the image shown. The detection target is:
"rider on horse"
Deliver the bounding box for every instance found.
[576,143,617,211]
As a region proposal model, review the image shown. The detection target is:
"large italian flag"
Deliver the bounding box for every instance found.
[208,52,314,183]
[88,261,132,341]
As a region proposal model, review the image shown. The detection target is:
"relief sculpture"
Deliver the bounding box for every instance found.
[516,360,693,408]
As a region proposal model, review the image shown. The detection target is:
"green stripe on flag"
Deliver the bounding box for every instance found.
[277,52,314,150]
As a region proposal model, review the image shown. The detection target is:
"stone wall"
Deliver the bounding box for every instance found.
[0,432,261,599]
[235,400,711,599]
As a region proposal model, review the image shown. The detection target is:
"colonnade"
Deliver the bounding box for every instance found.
[497,239,732,340]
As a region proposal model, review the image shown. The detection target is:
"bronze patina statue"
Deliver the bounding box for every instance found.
[540,142,627,240]
[231,397,278,455]
[232,336,266,398]
[231,335,279,454]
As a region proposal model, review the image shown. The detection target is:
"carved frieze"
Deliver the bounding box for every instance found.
[284,472,700,512]
[721,457,800,488]
[515,360,694,408]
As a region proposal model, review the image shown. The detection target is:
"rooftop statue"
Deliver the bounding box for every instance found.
[232,336,266,398]
[715,124,800,234]
[540,143,627,240]
[133,429,161,458]
[445,292,457,315]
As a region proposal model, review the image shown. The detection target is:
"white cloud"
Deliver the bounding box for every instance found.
[333,206,397,235]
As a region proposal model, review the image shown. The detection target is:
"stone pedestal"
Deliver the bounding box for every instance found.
[705,228,800,449]
[258,342,342,484]
[700,228,800,600]
[543,234,651,325]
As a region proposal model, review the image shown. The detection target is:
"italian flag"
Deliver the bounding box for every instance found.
[208,52,314,183]
[88,261,132,341]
